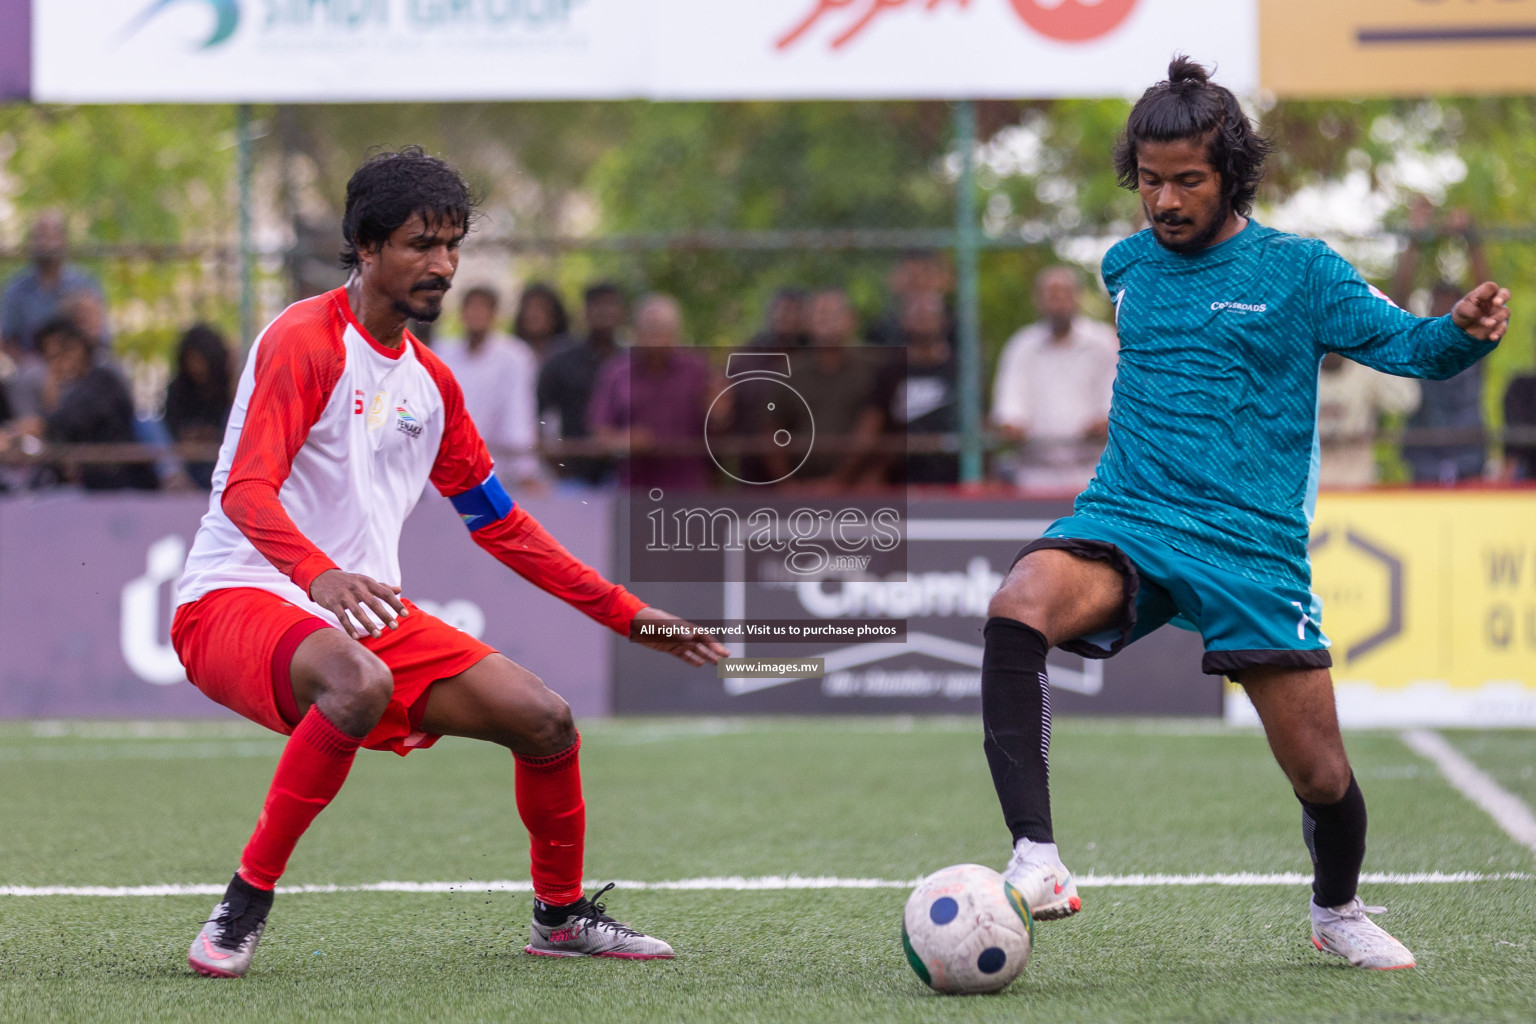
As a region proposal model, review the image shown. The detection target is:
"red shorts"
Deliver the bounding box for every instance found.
[171,587,497,756]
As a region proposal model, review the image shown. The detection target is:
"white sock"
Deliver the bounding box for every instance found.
[1013,839,1060,864]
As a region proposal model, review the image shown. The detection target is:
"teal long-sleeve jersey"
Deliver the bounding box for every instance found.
[1076,220,1495,591]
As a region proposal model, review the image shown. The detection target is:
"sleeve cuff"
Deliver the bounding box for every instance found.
[606,591,647,635]
[292,552,340,596]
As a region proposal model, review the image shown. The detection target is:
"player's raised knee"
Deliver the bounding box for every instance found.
[987,581,1048,633]
[522,686,575,756]
[317,647,393,737]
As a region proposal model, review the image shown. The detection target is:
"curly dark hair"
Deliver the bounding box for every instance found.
[340,146,476,270]
[1113,56,1271,217]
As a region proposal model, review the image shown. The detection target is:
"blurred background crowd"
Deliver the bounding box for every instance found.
[2,203,1534,496]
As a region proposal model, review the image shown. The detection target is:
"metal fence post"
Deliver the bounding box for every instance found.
[236,103,255,350]
[953,99,984,485]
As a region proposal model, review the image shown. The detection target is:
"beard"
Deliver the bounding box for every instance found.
[393,276,452,322]
[1149,199,1231,254]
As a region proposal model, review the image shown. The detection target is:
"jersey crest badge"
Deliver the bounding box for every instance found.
[366,391,391,432]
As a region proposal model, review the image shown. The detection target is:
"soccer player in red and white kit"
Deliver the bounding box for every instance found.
[174,149,728,978]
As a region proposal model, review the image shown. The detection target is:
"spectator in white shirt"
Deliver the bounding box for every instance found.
[992,265,1119,493]
[435,286,545,492]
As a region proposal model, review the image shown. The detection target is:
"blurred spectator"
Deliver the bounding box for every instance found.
[163,324,234,489]
[1315,354,1421,488]
[60,288,110,349]
[867,251,955,347]
[512,282,572,365]
[436,286,544,492]
[857,291,958,485]
[749,287,810,349]
[1,210,105,360]
[1504,372,1536,482]
[589,294,715,492]
[992,266,1119,492]
[33,318,155,491]
[1392,202,1489,484]
[538,282,626,486]
[779,288,880,485]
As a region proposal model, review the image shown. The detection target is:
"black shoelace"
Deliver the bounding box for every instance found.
[206,897,268,951]
[568,883,643,938]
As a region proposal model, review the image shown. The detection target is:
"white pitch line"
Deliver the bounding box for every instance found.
[1401,729,1536,856]
[2,871,1529,898]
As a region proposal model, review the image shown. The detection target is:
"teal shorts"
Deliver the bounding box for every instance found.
[1018,516,1332,678]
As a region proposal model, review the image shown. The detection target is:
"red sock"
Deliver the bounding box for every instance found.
[238,706,361,890]
[514,734,586,906]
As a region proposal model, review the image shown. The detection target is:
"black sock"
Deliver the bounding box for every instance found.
[1298,773,1367,908]
[534,896,582,926]
[225,872,274,912]
[981,617,1054,845]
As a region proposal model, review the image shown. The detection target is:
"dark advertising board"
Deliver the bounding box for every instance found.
[0,493,616,719]
[613,498,1218,716]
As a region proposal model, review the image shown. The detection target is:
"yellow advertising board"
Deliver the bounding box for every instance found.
[1228,491,1536,726]
[1261,0,1536,97]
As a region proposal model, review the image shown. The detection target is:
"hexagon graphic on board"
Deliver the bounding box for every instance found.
[1309,527,1404,664]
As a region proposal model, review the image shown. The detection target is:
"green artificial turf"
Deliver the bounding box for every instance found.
[1,718,1533,1023]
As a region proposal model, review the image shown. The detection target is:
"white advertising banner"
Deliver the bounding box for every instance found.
[651,0,1256,100]
[33,0,1257,103]
[33,0,650,103]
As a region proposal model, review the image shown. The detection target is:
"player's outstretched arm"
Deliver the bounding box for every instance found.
[629,606,730,667]
[419,339,725,666]
[1451,281,1512,343]
[1311,249,1501,380]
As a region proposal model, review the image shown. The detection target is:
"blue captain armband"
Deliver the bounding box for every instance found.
[450,473,515,532]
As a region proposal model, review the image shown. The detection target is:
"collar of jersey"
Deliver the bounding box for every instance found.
[332,288,407,361]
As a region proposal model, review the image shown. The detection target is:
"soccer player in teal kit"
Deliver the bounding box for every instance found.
[981,58,1510,968]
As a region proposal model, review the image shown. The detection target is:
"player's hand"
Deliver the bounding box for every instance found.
[630,606,730,667]
[309,569,408,640]
[1451,281,1511,343]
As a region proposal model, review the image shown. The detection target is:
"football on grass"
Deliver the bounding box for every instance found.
[901,863,1033,994]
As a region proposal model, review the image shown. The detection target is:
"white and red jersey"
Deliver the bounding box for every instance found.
[177,287,642,634]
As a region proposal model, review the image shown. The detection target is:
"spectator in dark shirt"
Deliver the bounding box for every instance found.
[748,287,810,349]
[1504,373,1536,482]
[866,251,956,347]
[513,281,572,365]
[36,318,156,491]
[857,291,959,486]
[1,210,105,360]
[164,324,234,489]
[778,288,881,486]
[538,282,626,486]
[1392,203,1490,483]
[589,294,716,493]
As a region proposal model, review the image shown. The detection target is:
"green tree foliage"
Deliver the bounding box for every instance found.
[0,104,237,359]
[1,97,1531,432]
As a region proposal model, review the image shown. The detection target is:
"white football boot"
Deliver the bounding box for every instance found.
[1002,839,1081,921]
[1310,897,1416,969]
[525,884,675,959]
[188,876,272,978]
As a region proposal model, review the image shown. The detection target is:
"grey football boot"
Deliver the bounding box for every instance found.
[525,883,674,959]
[188,874,273,978]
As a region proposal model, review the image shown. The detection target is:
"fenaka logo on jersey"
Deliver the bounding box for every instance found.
[395,404,423,439]
[1210,300,1268,314]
